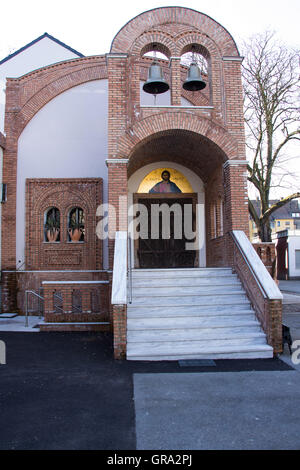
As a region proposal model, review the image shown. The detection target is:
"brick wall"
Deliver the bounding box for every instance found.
[233,239,282,355]
[43,281,110,324]
[1,270,111,316]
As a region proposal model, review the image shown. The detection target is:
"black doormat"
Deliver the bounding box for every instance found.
[179,359,216,367]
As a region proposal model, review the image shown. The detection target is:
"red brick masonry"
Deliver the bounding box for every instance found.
[233,236,282,355]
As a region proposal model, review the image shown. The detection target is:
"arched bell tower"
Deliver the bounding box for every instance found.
[106,6,249,269]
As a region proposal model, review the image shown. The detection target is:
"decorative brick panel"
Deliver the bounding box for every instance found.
[25,178,103,270]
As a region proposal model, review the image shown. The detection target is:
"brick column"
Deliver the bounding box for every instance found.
[2,80,20,270]
[223,160,249,265]
[106,53,128,159]
[44,286,55,321]
[62,288,73,314]
[81,288,92,314]
[113,305,127,359]
[106,160,128,269]
[222,57,245,158]
[170,57,182,106]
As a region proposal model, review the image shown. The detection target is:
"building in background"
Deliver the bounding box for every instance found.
[249,199,300,241]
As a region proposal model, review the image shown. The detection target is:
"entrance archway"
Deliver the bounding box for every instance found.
[128,161,205,268]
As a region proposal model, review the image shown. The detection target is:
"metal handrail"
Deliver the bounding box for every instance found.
[25,290,44,327]
[25,289,78,327]
[128,233,133,304]
[53,293,81,313]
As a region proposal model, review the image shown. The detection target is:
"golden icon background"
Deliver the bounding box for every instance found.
[137,168,194,193]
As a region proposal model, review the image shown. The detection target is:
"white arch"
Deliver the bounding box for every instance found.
[128,161,206,267]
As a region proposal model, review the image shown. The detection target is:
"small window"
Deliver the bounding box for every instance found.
[44,207,60,242]
[68,207,85,242]
[285,221,290,225]
[296,251,300,270]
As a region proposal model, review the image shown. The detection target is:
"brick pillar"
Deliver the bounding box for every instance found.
[170,57,181,106]
[113,305,127,359]
[62,288,73,314]
[1,272,18,313]
[222,57,246,158]
[2,80,21,270]
[81,288,92,313]
[223,160,249,265]
[107,160,128,269]
[44,287,55,321]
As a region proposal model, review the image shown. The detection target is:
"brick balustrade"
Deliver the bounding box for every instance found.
[42,281,110,324]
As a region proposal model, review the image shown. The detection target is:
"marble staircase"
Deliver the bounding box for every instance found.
[126,268,273,360]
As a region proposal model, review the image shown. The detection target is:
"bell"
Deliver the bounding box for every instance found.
[143,62,170,95]
[183,62,206,92]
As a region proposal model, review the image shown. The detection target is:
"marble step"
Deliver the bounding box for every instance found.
[127,344,274,361]
[127,305,253,316]
[127,337,271,357]
[127,327,264,343]
[132,285,244,295]
[132,277,241,287]
[131,268,234,278]
[127,316,259,329]
[131,293,249,306]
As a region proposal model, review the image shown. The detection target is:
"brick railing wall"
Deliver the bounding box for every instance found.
[43,281,110,324]
[232,234,282,355]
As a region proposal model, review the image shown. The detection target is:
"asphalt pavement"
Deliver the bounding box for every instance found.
[0,280,299,450]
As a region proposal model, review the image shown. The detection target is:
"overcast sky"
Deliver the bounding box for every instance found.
[1,0,299,59]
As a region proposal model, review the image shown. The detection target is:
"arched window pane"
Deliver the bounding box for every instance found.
[68,207,85,242]
[44,207,60,242]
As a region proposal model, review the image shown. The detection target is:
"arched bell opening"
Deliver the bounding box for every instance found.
[127,129,228,269]
[180,44,212,104]
[140,44,171,105]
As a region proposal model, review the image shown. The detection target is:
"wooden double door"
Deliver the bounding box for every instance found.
[133,194,198,269]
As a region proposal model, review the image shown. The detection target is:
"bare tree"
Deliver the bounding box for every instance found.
[242,31,300,241]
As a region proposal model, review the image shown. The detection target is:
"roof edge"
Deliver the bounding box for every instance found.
[0,32,84,65]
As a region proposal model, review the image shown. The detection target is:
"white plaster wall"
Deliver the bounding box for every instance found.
[17,79,108,269]
[288,235,300,277]
[0,37,82,132]
[128,161,206,267]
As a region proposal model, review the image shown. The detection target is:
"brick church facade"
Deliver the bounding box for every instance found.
[0,7,283,359]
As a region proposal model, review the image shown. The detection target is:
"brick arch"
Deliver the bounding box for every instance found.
[132,31,175,57]
[110,6,239,57]
[116,112,239,161]
[13,60,107,139]
[177,33,221,60]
